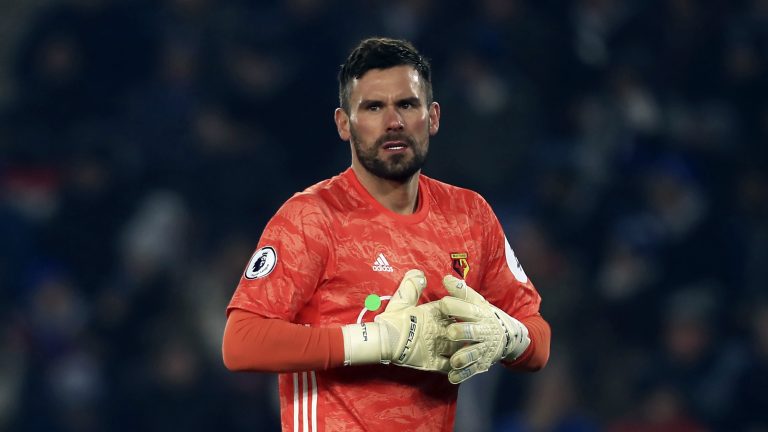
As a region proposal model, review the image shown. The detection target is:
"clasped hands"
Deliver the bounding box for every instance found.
[341,269,531,384]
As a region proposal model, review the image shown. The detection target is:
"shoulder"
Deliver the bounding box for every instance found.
[421,174,492,215]
[276,171,357,221]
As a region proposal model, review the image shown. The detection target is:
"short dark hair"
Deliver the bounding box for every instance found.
[338,37,433,112]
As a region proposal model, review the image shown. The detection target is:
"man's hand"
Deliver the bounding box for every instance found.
[439,275,530,384]
[341,270,456,373]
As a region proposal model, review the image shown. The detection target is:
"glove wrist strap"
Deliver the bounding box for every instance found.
[494,307,531,361]
[341,322,383,366]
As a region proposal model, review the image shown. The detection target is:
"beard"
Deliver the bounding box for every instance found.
[350,128,429,183]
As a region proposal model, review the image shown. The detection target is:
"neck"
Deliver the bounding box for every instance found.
[351,163,420,215]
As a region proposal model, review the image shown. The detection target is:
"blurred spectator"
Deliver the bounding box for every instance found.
[608,382,706,432]
[495,353,600,432]
[731,300,768,429]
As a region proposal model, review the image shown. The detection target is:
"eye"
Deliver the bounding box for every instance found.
[399,99,420,109]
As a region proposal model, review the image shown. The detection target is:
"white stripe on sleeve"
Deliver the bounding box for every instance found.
[293,373,299,432]
[311,371,317,432]
[302,372,309,432]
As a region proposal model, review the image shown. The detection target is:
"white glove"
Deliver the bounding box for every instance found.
[341,269,455,373]
[439,275,530,384]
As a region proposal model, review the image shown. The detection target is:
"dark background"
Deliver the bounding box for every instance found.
[1,0,767,431]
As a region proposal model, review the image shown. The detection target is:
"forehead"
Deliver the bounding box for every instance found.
[349,65,425,102]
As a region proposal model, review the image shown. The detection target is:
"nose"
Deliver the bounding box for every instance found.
[384,107,404,132]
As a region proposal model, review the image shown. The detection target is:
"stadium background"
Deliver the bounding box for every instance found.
[1,0,766,430]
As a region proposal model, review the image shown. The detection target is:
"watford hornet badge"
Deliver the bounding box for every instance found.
[451,252,470,279]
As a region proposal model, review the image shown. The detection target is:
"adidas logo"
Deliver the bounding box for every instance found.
[372,253,394,272]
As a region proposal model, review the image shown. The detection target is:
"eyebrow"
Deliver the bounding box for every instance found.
[398,96,421,106]
[358,99,382,108]
[358,96,422,108]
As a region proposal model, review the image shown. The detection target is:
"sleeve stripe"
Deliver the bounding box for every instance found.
[311,371,318,432]
[293,372,299,432]
[302,372,309,432]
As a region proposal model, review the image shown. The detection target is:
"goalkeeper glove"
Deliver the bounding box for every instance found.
[341,269,455,373]
[439,275,530,384]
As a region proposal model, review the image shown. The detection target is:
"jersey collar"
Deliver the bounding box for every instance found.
[343,168,431,224]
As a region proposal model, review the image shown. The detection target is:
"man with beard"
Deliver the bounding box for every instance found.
[222,38,551,432]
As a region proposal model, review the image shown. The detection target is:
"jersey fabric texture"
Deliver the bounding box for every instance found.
[227,168,543,432]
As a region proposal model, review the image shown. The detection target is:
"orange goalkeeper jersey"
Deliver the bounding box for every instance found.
[227,168,543,432]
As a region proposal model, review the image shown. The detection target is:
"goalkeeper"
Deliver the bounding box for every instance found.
[222,37,550,432]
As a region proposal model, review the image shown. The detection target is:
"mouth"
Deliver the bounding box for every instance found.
[381,140,409,152]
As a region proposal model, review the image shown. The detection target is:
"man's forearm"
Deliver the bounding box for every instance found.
[222,308,346,372]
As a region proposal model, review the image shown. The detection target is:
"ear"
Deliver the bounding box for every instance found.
[334,108,351,141]
[428,102,440,136]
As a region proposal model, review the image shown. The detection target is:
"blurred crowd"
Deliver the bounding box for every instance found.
[1,0,767,431]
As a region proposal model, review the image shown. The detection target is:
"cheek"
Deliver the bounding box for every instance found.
[351,115,380,135]
[410,112,430,129]
[349,122,376,146]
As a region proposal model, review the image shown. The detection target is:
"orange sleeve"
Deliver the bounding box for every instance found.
[502,314,551,372]
[222,308,346,372]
